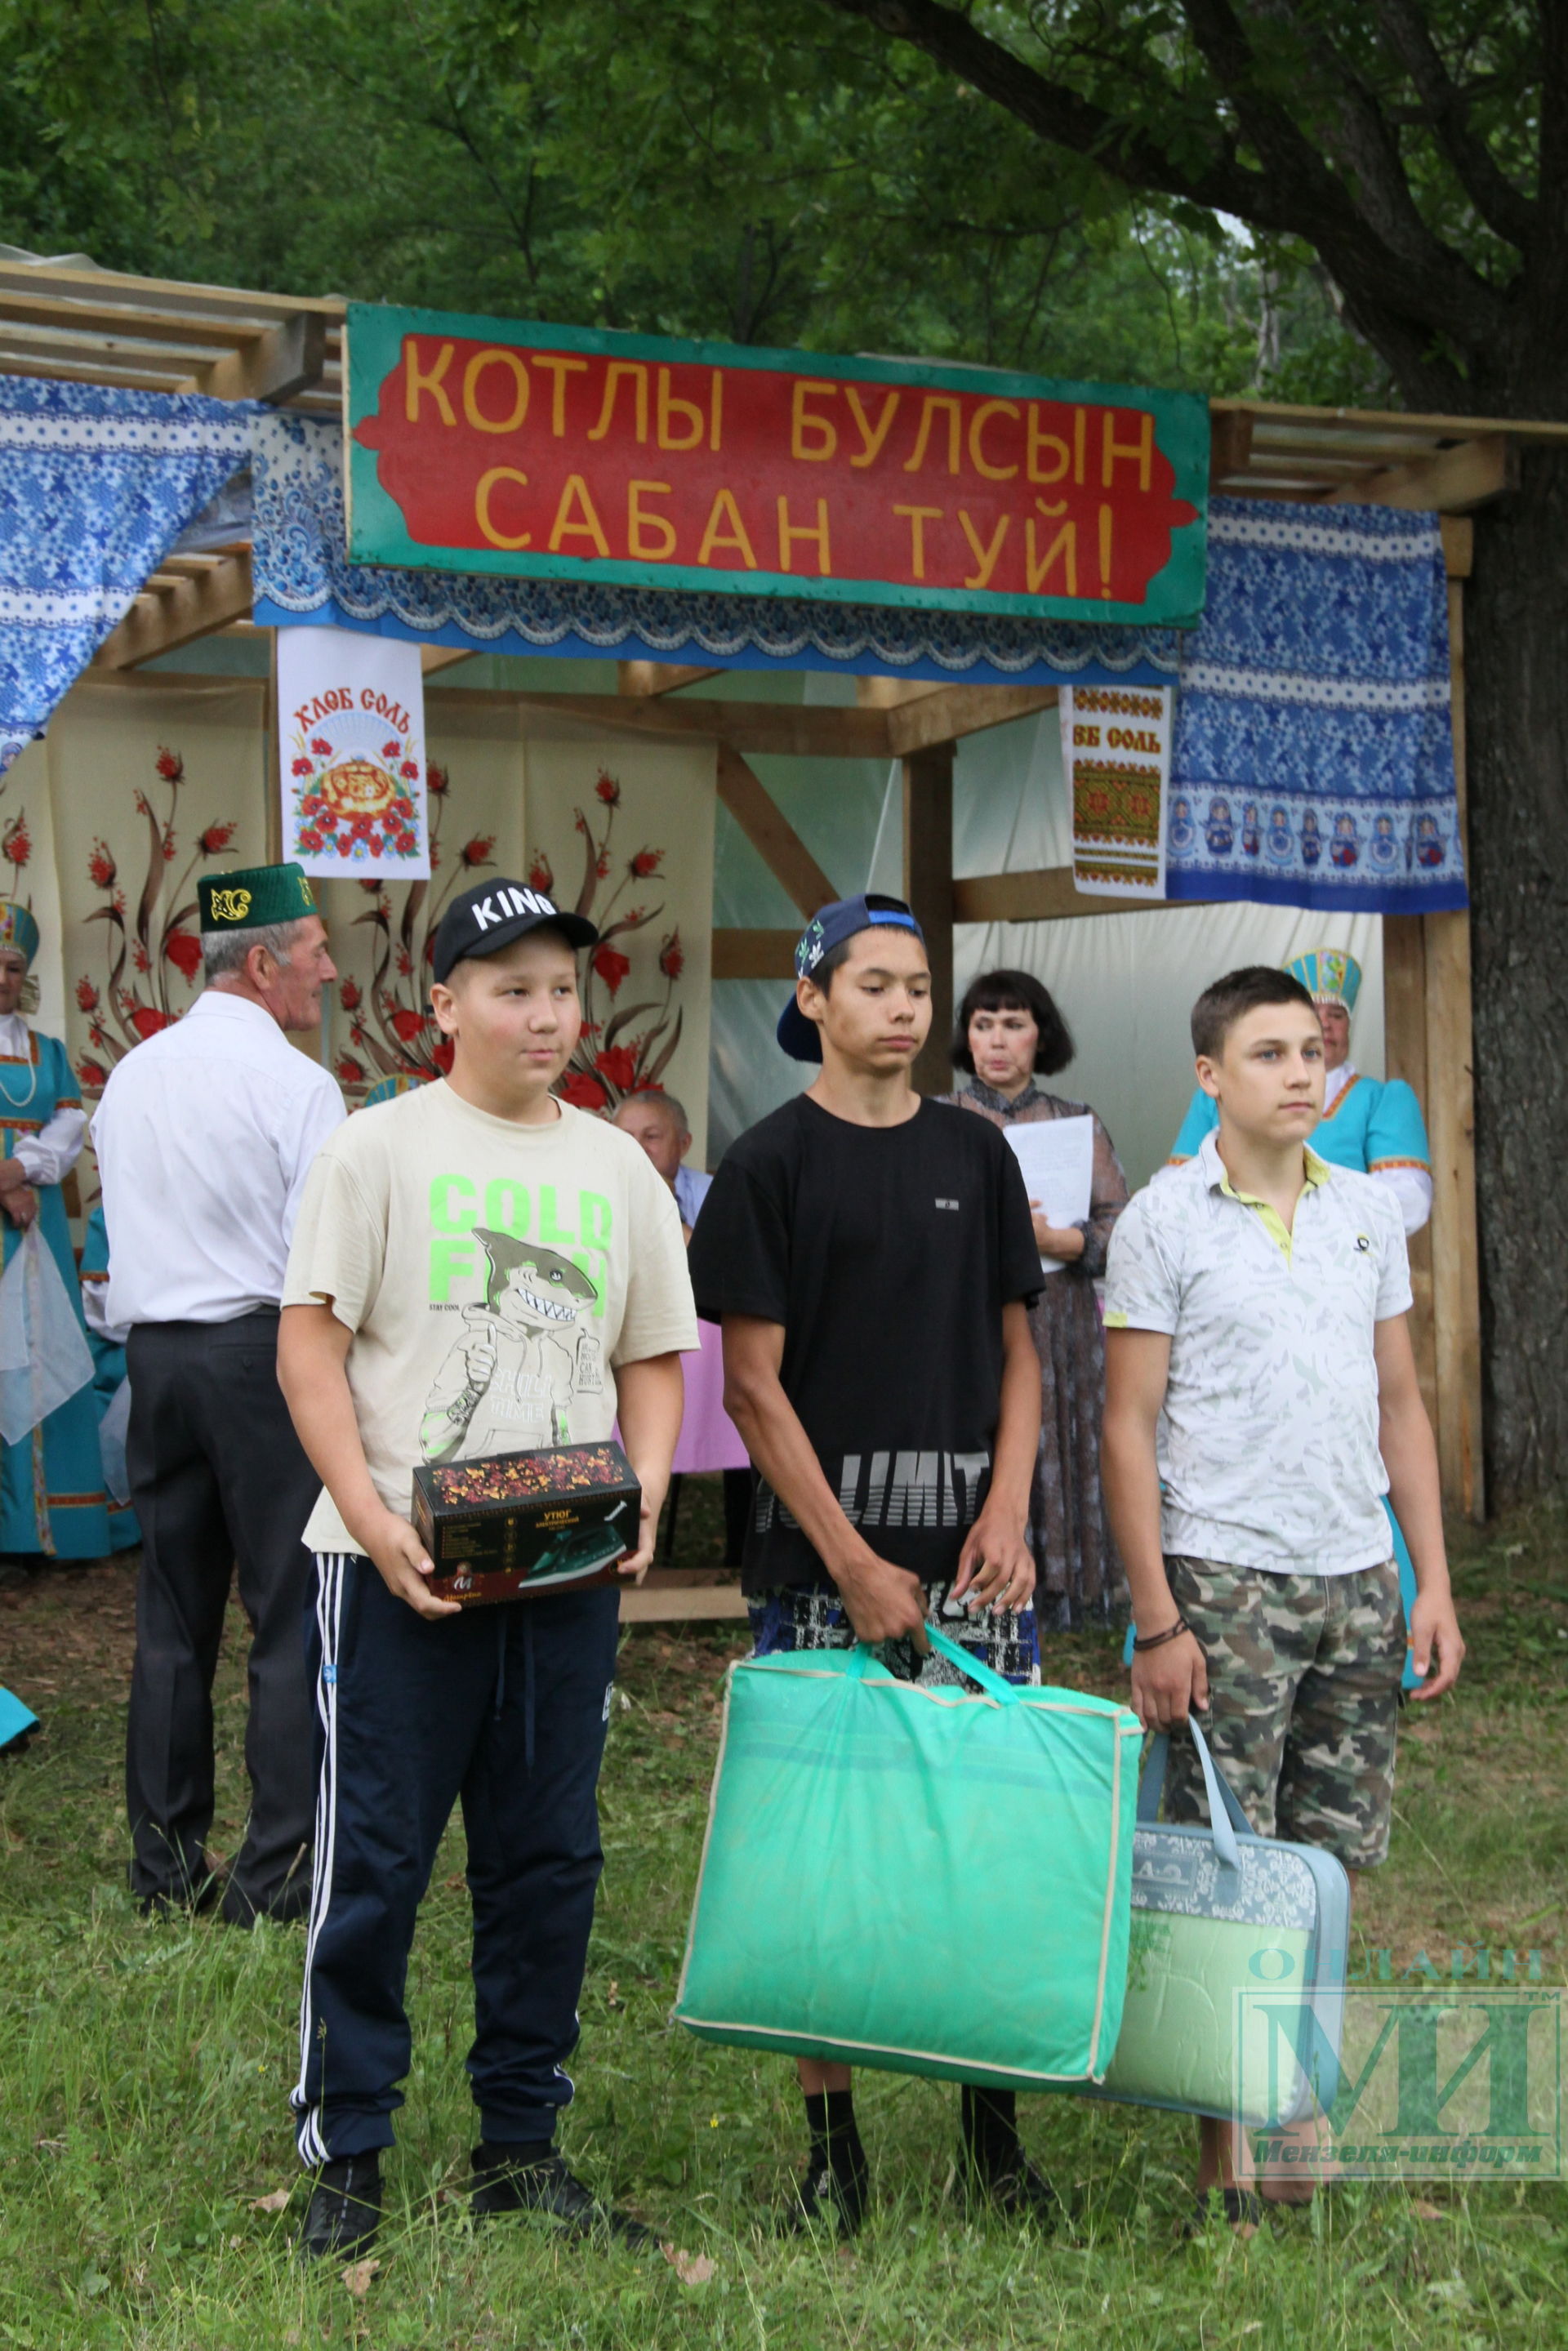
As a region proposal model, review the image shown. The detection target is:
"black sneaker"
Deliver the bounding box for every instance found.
[297,2155,382,2262]
[136,1865,225,1921]
[469,2146,653,2247]
[965,2151,1060,2227]
[779,2157,868,2237]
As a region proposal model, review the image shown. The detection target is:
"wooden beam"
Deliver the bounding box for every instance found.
[620,1576,748,1623]
[711,928,800,980]
[952,866,1205,923]
[1209,406,1254,487]
[1326,433,1517,514]
[0,258,344,326]
[855,676,947,709]
[715,746,839,918]
[91,550,253,669]
[499,690,893,759]
[905,746,954,1094]
[1209,395,1568,446]
[1426,572,1484,1520]
[1440,516,1473,578]
[194,310,328,404]
[0,288,268,349]
[617,661,723,697]
[886,683,1058,757]
[420,644,478,675]
[1383,915,1437,1432]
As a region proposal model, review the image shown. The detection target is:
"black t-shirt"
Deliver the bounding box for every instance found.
[687,1093,1041,1592]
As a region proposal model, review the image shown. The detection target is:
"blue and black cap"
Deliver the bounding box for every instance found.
[776,892,926,1062]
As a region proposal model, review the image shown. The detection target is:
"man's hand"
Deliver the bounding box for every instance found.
[363,1506,462,1621]
[1129,1626,1209,1731]
[953,1507,1036,1612]
[2,1183,37,1229]
[1408,1587,1465,1702]
[834,1548,931,1647]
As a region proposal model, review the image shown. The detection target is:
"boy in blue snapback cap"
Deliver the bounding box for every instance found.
[688,893,1051,2230]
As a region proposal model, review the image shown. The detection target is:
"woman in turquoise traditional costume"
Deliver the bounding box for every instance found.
[0,900,110,1562]
[1165,946,1430,1685]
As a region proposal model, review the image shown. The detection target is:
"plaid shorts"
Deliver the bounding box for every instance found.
[747,1575,1040,1688]
[1163,1553,1405,1872]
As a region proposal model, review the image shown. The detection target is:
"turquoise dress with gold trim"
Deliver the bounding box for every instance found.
[0,1029,111,1560]
[1168,1071,1431,1175]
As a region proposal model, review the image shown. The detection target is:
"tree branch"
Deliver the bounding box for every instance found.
[821,0,1508,383]
[1370,0,1535,252]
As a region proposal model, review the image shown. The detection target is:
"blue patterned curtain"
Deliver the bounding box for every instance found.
[0,380,256,777]
[1166,500,1466,913]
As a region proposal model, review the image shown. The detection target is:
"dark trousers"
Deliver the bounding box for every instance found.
[292,1556,621,2164]
[124,1314,318,1917]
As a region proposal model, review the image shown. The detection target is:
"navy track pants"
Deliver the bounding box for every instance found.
[292,1552,621,2164]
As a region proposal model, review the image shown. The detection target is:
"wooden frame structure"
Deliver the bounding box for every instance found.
[5,257,1557,1543]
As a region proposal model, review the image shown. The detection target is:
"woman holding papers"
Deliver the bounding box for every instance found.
[942,969,1128,1627]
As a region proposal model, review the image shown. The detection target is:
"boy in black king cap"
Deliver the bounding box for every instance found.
[278,877,697,2260]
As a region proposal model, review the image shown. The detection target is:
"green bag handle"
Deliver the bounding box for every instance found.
[844,1623,1021,1707]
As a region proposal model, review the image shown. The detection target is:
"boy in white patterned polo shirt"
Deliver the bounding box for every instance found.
[1101,964,1463,2229]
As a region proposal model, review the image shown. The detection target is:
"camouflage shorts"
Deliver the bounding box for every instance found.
[1162,1555,1405,1872]
[748,1576,1040,1687]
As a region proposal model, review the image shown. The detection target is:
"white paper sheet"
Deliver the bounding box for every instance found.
[1004,1115,1095,1276]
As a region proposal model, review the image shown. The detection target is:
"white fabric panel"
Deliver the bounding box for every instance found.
[706,688,1388,1188]
[953,905,1384,1191]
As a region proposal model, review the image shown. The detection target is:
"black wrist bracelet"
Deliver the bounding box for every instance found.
[1132,1615,1192,1654]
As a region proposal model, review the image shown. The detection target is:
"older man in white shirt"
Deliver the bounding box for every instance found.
[92,862,344,1926]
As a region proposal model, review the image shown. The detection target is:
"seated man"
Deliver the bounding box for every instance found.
[613,1089,747,1567]
[612,1089,709,1236]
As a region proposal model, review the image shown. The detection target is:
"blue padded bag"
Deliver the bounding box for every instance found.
[1082,1719,1351,2124]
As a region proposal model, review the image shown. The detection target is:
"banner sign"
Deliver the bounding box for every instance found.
[277,625,430,879]
[345,305,1209,627]
[1061,683,1174,900]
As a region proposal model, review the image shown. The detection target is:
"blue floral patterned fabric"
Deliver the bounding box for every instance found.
[0,378,255,777]
[1166,500,1465,913]
[250,413,1180,689]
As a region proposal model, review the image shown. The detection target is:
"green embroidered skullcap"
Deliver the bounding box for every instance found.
[0,899,40,969]
[198,862,318,933]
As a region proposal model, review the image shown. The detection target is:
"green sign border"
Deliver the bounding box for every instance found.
[345,302,1209,629]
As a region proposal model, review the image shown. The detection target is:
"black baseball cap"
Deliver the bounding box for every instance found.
[431,877,599,985]
[776,893,926,1062]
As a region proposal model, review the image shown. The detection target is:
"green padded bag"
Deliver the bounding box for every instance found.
[675,1627,1143,2089]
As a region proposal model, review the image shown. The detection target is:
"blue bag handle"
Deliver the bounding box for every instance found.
[1137,1716,1246,1875]
[844,1623,1021,1707]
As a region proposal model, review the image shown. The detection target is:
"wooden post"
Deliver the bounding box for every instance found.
[903,744,954,1095]
[1425,573,1485,1520]
[264,626,283,863]
[1382,915,1437,1430]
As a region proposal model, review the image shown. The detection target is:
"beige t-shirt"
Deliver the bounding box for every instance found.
[283,1081,699,1556]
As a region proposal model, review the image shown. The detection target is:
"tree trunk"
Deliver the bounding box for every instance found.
[1463,446,1568,1504]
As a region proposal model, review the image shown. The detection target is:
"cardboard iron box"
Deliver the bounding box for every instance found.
[412,1439,640,1607]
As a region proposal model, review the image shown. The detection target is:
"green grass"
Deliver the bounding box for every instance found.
[2,1483,1568,2348]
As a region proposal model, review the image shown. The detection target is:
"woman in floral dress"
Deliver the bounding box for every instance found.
[942,969,1128,1629]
